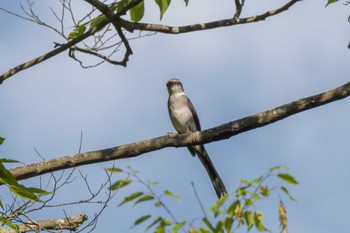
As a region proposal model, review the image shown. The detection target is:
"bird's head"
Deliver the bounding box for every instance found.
[166,78,184,94]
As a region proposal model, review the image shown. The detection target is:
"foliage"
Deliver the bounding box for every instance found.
[0,139,51,232]
[106,165,299,233]
[68,0,188,40]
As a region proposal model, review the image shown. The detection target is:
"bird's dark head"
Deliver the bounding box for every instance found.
[167,78,184,94]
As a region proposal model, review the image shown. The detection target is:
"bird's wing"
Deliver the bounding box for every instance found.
[186,97,201,131]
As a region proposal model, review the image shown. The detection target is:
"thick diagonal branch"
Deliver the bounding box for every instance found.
[8,80,350,181]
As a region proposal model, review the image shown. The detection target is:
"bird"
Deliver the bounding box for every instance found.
[166,78,227,198]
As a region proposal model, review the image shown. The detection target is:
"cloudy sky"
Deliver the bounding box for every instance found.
[1,0,350,232]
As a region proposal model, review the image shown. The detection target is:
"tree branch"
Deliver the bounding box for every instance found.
[0,0,300,83]
[119,0,300,34]
[8,80,350,182]
[0,214,87,233]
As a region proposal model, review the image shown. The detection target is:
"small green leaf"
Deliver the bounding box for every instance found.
[245,198,254,206]
[90,14,107,29]
[0,158,20,163]
[183,0,189,6]
[199,228,210,233]
[105,167,123,173]
[224,217,233,231]
[202,217,215,232]
[134,214,151,225]
[244,210,254,230]
[146,217,163,231]
[172,221,185,233]
[134,195,154,205]
[0,217,19,232]
[154,201,162,207]
[252,176,263,184]
[250,192,261,201]
[154,0,171,20]
[240,179,249,185]
[254,211,268,231]
[119,192,144,206]
[164,190,181,203]
[68,24,87,40]
[130,1,144,22]
[277,173,299,185]
[147,180,159,186]
[0,137,5,145]
[260,185,269,197]
[237,187,247,197]
[9,185,42,202]
[325,0,338,7]
[268,165,281,171]
[280,186,299,202]
[110,179,132,190]
[227,200,240,217]
[210,194,229,213]
[0,163,19,186]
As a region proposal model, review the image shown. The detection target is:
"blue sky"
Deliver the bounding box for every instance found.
[1,0,350,232]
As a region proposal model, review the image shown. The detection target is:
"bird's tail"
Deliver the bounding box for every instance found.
[193,145,228,198]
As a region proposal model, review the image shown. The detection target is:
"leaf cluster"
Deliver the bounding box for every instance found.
[0,138,51,232]
[68,0,188,40]
[106,165,299,233]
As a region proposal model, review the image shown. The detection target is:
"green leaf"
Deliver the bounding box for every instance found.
[199,228,210,233]
[252,176,263,184]
[68,24,87,40]
[119,192,144,206]
[224,217,233,232]
[325,0,338,7]
[254,211,268,231]
[164,190,181,203]
[134,214,151,225]
[154,201,162,207]
[210,194,229,213]
[237,187,247,197]
[9,185,42,202]
[250,192,261,201]
[134,195,154,205]
[89,14,107,30]
[202,217,215,232]
[245,198,254,206]
[240,179,249,185]
[110,179,132,190]
[0,217,19,233]
[0,137,5,145]
[260,185,269,197]
[244,210,254,230]
[0,163,19,186]
[146,217,163,231]
[105,167,123,173]
[130,1,144,22]
[227,200,240,217]
[280,186,299,202]
[183,0,189,6]
[172,221,185,233]
[277,173,299,185]
[154,0,171,20]
[0,158,20,163]
[214,220,224,232]
[268,165,281,171]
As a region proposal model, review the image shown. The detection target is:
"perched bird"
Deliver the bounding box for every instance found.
[166,78,227,198]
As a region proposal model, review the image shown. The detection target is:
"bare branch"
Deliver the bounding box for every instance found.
[19,214,88,232]
[7,80,350,181]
